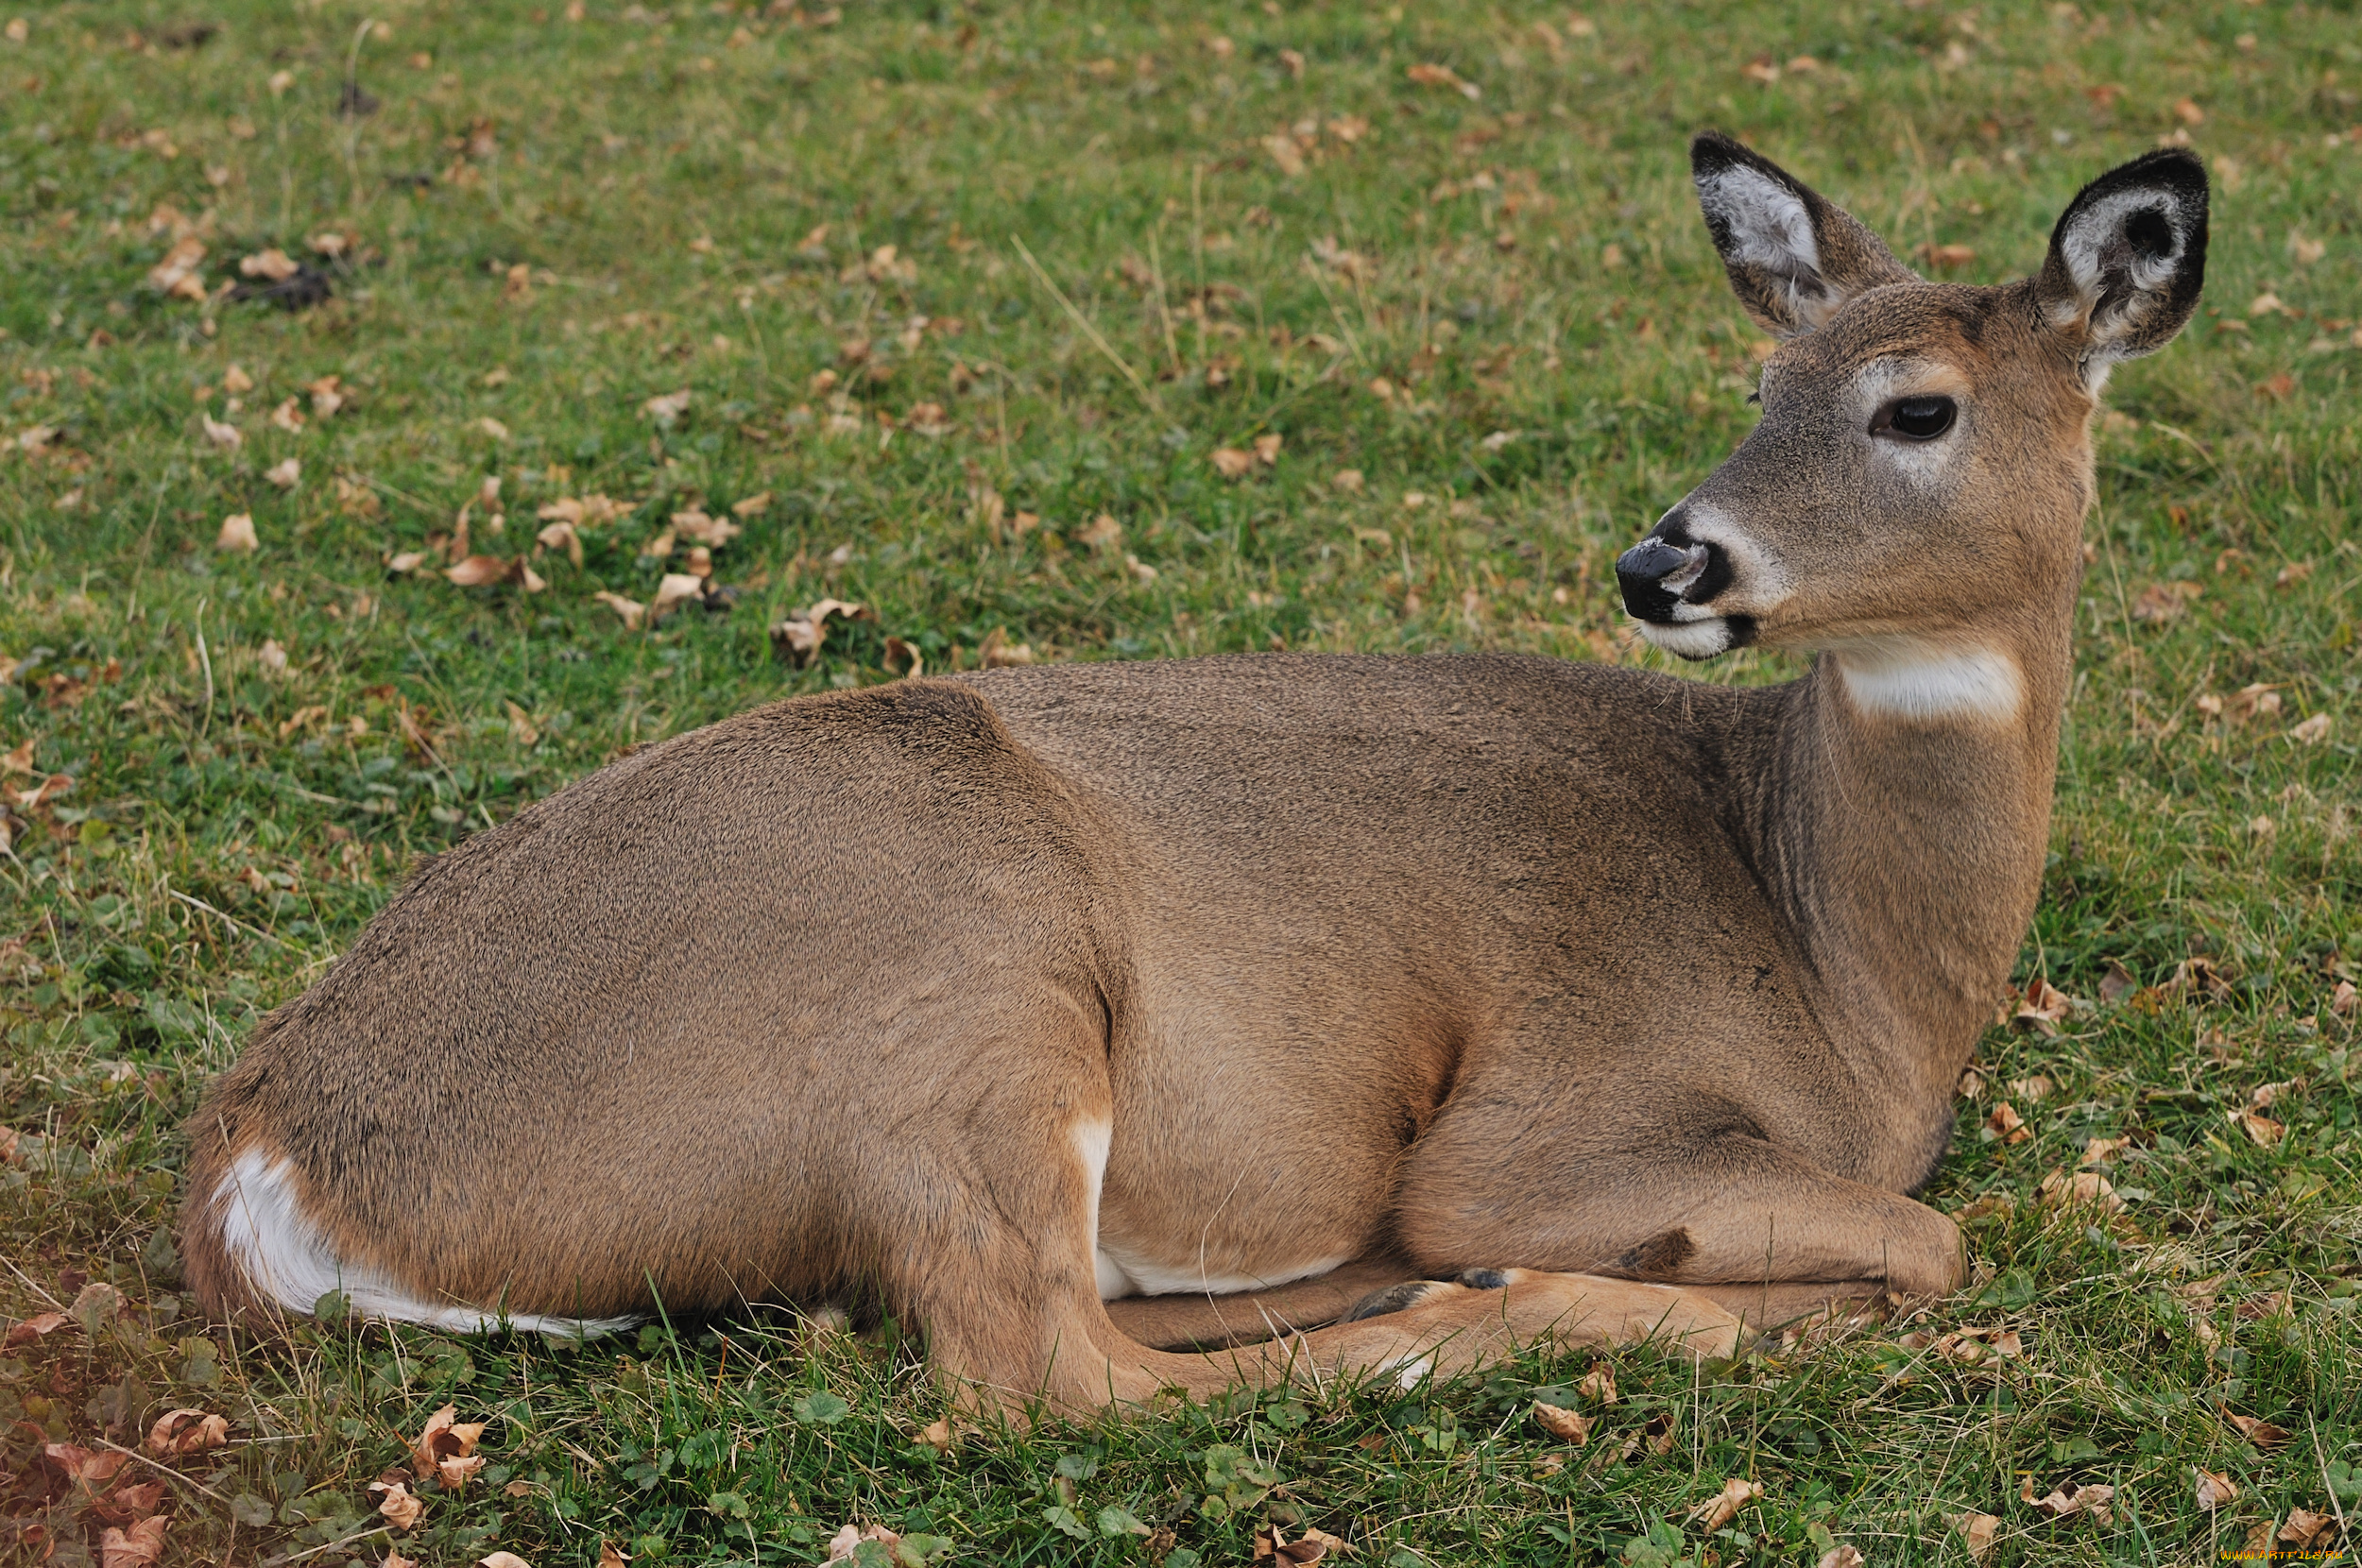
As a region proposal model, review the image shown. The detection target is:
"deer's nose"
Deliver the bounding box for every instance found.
[1616,537,1710,622]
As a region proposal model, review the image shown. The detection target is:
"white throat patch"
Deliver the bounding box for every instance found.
[1835,642,2024,725]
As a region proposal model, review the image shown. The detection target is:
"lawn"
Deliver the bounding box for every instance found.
[3,0,2359,1563]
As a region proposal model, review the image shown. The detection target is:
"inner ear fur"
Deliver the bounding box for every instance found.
[1689,130,1919,339]
[2036,147,2209,376]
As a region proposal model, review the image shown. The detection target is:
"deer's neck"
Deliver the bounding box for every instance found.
[1748,614,2072,1173]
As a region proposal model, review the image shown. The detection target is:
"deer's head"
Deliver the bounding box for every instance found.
[1619,134,2207,698]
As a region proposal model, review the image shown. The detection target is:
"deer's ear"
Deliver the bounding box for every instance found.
[2036,148,2208,384]
[1690,131,1917,339]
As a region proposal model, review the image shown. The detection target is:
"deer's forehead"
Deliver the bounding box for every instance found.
[1799,285,2024,376]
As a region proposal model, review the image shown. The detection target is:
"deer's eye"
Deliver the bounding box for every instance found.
[1874,395,1957,441]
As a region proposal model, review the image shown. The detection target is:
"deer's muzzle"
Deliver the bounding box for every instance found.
[1616,537,1713,622]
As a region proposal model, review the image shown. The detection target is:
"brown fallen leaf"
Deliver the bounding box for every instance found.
[445,554,544,590]
[1686,1476,1762,1531]
[2012,978,2074,1035]
[1919,242,1977,270]
[979,627,1034,668]
[1575,1362,1618,1405]
[371,1478,425,1531]
[768,599,873,666]
[2024,1479,2115,1522]
[1815,1547,1865,1568]
[383,1552,420,1568]
[1211,447,1255,479]
[240,248,300,281]
[1253,432,1283,465]
[5,1311,70,1347]
[2194,1469,2239,1509]
[269,398,306,433]
[2223,1410,2291,1450]
[411,1405,488,1481]
[2291,712,2332,744]
[2079,1136,2130,1167]
[2280,1508,2337,1548]
[1945,1509,1999,1561]
[2232,1107,2285,1148]
[479,1555,534,1568]
[651,572,710,622]
[1984,1102,2029,1145]
[597,1542,631,1568]
[217,512,259,553]
[2099,960,2137,1004]
[820,1525,899,1564]
[99,1516,168,1568]
[43,1441,129,1489]
[731,491,772,518]
[2009,1074,2054,1103]
[1532,1401,1593,1443]
[535,520,584,567]
[1406,60,1480,98]
[146,1410,230,1457]
[642,390,693,425]
[1079,513,1122,549]
[2036,1169,2124,1213]
[2131,580,2200,622]
[89,1480,167,1525]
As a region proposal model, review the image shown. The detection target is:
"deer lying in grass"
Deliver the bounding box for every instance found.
[181,134,2206,1413]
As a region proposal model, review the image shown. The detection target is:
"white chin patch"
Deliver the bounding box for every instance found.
[1836,641,2024,724]
[1638,618,1732,660]
[216,1150,638,1338]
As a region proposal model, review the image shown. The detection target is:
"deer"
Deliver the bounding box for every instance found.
[180,134,2207,1415]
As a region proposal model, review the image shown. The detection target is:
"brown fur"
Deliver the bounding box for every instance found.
[180,137,2206,1412]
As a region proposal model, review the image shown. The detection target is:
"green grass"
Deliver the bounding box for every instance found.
[3,0,2360,1562]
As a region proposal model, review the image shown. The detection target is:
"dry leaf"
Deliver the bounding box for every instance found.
[979,627,1034,668]
[411,1405,488,1480]
[265,457,300,488]
[2078,1135,2130,1168]
[1080,514,1122,549]
[1984,1102,2028,1145]
[2131,581,2200,622]
[2280,1508,2336,1548]
[99,1517,168,1568]
[439,1454,488,1491]
[2232,1107,2285,1147]
[1946,1510,1999,1560]
[1575,1362,1618,1405]
[1261,133,1306,178]
[594,590,646,630]
[2224,1410,2290,1450]
[445,554,512,587]
[146,1409,230,1457]
[1685,1477,1762,1531]
[201,415,243,452]
[307,375,346,417]
[2194,1469,2238,1510]
[651,573,709,622]
[1211,448,1255,479]
[372,1478,425,1530]
[258,639,290,677]
[535,520,584,567]
[476,417,510,441]
[820,1525,900,1564]
[670,508,743,547]
[1254,433,1283,465]
[4,1310,69,1347]
[239,248,299,281]
[1532,1401,1593,1443]
[642,389,693,425]
[148,237,210,298]
[2333,980,2359,1019]
[213,513,259,554]
[270,398,305,433]
[2026,1480,2115,1523]
[2009,1074,2054,1102]
[2037,1169,2124,1212]
[221,364,254,394]
[1815,1548,1865,1568]
[1920,242,1977,270]
[1332,469,1365,493]
[2290,712,2331,744]
[43,1442,128,1488]
[2012,979,2074,1034]
[731,491,772,518]
[479,1555,534,1568]
[916,1418,955,1455]
[596,1543,631,1568]
[384,1553,420,1568]
[1406,61,1480,98]
[2099,960,2136,1005]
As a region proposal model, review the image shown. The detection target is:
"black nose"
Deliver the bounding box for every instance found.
[1616,537,1706,622]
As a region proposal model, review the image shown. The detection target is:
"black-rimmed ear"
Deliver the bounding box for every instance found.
[2035,149,2208,386]
[1690,131,1918,339]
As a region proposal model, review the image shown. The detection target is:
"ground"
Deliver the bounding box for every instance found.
[2,1,2358,1564]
